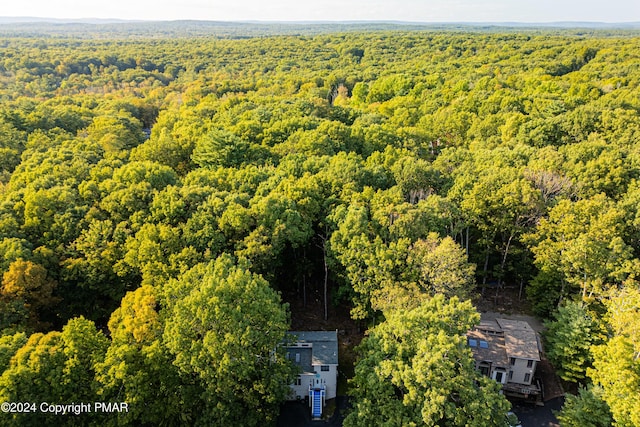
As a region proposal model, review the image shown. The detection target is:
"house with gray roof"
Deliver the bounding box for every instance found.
[285,330,339,410]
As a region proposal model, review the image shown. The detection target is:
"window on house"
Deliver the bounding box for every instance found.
[321,365,330,372]
[510,357,516,365]
[479,363,490,377]
[509,371,513,380]
[527,360,534,368]
[295,353,300,363]
[479,340,488,349]
[295,377,302,386]
[524,373,531,383]
[468,339,478,347]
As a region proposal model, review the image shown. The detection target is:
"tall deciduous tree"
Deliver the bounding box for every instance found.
[409,232,476,300]
[604,286,640,357]
[97,285,197,426]
[556,385,612,427]
[345,295,510,427]
[0,317,108,426]
[162,255,295,426]
[587,286,640,427]
[589,336,640,427]
[192,128,251,168]
[525,194,637,312]
[1,259,58,330]
[544,300,604,384]
[0,332,27,372]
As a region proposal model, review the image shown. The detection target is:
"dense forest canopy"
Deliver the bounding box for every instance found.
[0,24,639,425]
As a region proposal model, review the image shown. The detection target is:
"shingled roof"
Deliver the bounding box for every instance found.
[468,318,541,365]
[286,330,339,366]
[495,319,541,361]
[467,328,509,367]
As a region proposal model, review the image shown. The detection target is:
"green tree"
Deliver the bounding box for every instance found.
[61,218,134,322]
[0,119,27,182]
[345,295,510,427]
[587,286,640,427]
[162,255,295,426]
[604,286,640,357]
[21,185,83,247]
[121,222,185,283]
[192,128,251,168]
[589,336,640,427]
[525,194,636,312]
[332,228,412,320]
[0,332,28,371]
[556,385,612,427]
[0,317,108,426]
[457,165,540,286]
[130,128,192,174]
[0,259,58,330]
[409,233,476,300]
[85,112,144,153]
[0,238,32,272]
[97,285,197,426]
[544,300,604,384]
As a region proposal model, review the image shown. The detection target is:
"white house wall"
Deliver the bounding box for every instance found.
[315,364,338,400]
[289,364,338,400]
[289,373,316,400]
[510,358,536,385]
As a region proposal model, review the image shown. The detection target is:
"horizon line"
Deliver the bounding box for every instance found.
[2,16,640,26]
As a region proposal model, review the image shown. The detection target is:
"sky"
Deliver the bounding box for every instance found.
[4,0,640,23]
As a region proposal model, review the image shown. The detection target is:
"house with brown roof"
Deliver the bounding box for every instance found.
[467,318,542,399]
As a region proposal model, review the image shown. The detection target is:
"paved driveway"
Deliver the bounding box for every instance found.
[277,397,348,427]
[512,397,564,427]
